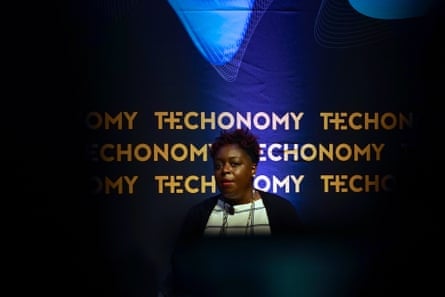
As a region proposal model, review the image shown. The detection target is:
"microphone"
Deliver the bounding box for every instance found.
[224,203,235,215]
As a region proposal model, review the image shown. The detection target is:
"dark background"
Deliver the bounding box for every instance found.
[9,1,444,296]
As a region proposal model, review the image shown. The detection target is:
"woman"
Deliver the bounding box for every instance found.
[177,128,302,240]
[160,128,303,297]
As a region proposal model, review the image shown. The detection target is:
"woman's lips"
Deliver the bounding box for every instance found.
[221,180,234,187]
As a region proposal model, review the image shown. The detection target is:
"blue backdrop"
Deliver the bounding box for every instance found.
[14,1,443,296]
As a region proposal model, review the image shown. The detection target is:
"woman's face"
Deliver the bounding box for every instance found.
[213,144,256,204]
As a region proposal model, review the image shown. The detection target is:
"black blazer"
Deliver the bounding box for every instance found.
[176,190,303,243]
[160,191,304,297]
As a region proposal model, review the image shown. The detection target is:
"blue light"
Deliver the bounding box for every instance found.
[168,0,254,65]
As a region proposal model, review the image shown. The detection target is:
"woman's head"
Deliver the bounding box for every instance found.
[209,128,260,164]
[209,128,260,203]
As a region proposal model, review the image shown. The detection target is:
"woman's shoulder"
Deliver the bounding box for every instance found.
[259,190,301,219]
[258,190,304,235]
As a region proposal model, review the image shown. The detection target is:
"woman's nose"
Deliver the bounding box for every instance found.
[222,163,232,173]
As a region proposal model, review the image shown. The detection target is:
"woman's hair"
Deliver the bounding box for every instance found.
[209,128,260,164]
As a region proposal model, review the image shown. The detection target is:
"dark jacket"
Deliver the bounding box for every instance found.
[176,190,303,243]
[160,191,304,297]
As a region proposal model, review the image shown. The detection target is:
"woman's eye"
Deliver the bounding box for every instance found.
[214,161,240,170]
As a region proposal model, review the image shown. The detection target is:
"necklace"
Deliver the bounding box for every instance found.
[220,189,256,236]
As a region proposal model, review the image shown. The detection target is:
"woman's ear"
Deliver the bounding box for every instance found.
[251,164,257,176]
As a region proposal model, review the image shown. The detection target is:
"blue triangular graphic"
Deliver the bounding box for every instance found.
[168,0,274,82]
